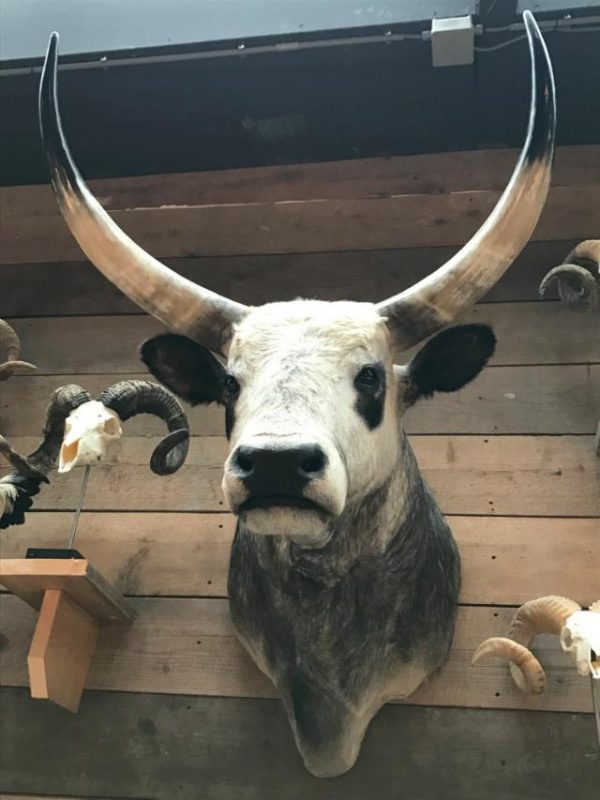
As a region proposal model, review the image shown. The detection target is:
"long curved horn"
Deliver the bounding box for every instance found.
[39,34,248,356]
[508,595,581,646]
[471,636,546,694]
[539,239,600,311]
[377,11,556,350]
[97,381,189,475]
[0,319,37,380]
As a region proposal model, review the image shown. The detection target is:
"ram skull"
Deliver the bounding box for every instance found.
[561,603,600,678]
[58,400,123,472]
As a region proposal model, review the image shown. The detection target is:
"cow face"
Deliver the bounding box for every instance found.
[142,301,495,544]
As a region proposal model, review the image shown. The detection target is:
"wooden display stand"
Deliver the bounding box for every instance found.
[0,549,136,712]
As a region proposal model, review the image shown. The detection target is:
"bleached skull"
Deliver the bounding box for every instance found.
[560,610,600,678]
[58,401,123,473]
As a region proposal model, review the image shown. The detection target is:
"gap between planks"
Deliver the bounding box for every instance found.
[2,364,598,437]
[4,303,599,377]
[1,435,597,517]
[1,514,597,606]
[0,596,592,715]
[2,145,598,213]
[2,185,599,263]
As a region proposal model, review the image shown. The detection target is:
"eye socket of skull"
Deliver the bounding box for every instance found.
[560,627,573,650]
[103,417,121,437]
[59,439,80,471]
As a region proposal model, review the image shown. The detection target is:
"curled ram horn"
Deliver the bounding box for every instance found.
[539,239,600,312]
[58,380,190,476]
[0,384,91,529]
[471,636,546,694]
[98,381,189,475]
[471,596,582,694]
[0,319,37,380]
[508,595,581,645]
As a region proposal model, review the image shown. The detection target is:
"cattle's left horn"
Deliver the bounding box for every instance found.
[39,33,248,356]
[471,637,546,694]
[377,11,556,350]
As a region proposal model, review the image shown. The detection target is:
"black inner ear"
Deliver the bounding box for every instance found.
[406,324,496,403]
[140,334,226,406]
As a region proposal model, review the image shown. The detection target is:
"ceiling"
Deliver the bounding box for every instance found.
[1,2,599,186]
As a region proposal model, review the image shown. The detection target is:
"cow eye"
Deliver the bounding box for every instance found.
[355,366,380,391]
[224,375,240,396]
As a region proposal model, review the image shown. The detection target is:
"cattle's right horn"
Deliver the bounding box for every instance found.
[377,11,556,351]
[39,33,248,356]
[0,319,37,380]
[471,637,546,694]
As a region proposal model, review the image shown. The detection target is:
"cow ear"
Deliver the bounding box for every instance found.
[402,324,496,405]
[140,334,226,406]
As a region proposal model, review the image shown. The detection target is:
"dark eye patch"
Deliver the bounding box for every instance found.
[354,362,386,429]
[223,375,241,439]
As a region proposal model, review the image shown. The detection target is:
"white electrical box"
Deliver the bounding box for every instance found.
[431,15,474,67]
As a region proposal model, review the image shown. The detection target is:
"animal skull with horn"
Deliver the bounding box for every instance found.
[472,596,600,693]
[0,319,36,380]
[39,11,556,777]
[539,239,600,312]
[0,381,189,529]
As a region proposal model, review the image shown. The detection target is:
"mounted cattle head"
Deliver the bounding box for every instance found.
[140,321,495,542]
[39,13,555,544]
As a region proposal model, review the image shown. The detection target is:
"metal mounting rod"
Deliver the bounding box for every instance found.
[67,465,91,549]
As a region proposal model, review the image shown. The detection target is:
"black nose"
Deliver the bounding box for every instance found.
[233,444,326,498]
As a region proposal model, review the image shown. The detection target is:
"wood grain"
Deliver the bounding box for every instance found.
[1,435,597,516]
[2,145,597,215]
[0,597,594,714]
[3,185,598,264]
[0,240,582,318]
[3,364,598,437]
[1,689,597,800]
[1,514,597,606]
[0,559,135,621]
[27,589,99,713]
[4,303,599,377]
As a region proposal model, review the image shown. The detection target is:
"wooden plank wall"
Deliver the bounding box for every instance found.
[0,146,599,799]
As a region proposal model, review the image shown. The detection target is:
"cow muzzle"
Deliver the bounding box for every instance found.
[222,437,347,543]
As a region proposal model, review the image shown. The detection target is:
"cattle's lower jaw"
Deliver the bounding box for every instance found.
[239,505,334,546]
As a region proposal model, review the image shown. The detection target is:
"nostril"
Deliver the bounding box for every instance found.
[234,448,254,475]
[299,448,325,476]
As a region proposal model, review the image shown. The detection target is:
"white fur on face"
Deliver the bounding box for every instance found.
[221,300,400,541]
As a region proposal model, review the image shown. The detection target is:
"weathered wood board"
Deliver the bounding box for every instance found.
[4,303,599,377]
[2,140,599,800]
[1,514,598,606]
[3,145,598,214]
[0,597,593,713]
[0,558,135,621]
[1,435,597,516]
[0,690,597,800]
[3,185,599,264]
[0,240,584,318]
[4,363,598,437]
